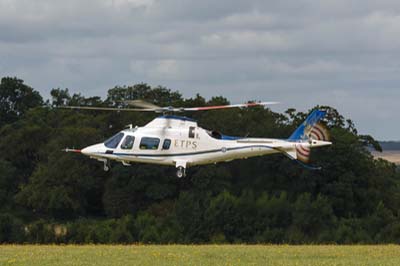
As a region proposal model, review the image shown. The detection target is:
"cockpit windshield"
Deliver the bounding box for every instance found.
[104,132,124,148]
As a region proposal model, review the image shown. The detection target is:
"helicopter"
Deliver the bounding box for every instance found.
[62,100,331,178]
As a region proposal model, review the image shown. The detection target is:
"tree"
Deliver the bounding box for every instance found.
[1,77,400,244]
[254,192,292,243]
[0,77,42,127]
[0,213,24,243]
[15,125,105,219]
[174,191,209,243]
[291,193,336,242]
[0,160,17,209]
[50,88,71,106]
[205,190,240,242]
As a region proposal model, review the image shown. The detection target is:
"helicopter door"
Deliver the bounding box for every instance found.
[139,137,160,151]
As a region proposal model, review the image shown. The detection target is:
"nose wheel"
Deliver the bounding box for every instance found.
[98,158,110,172]
[176,166,186,178]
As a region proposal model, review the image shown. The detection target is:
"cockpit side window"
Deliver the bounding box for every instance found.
[207,130,222,139]
[140,137,160,150]
[104,132,124,149]
[162,139,171,150]
[121,135,135,149]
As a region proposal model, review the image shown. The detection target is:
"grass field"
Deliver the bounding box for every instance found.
[0,245,400,266]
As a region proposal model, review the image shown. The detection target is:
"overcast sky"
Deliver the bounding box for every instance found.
[1,0,399,140]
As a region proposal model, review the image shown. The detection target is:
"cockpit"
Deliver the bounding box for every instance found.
[104,132,135,150]
[103,131,170,151]
[104,132,124,148]
[103,126,139,149]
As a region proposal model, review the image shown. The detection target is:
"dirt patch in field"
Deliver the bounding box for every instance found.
[372,151,400,165]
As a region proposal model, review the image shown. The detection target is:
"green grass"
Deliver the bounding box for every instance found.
[0,245,399,266]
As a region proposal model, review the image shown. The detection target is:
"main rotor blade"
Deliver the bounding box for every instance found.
[182,101,279,111]
[58,106,159,112]
[58,101,278,113]
[122,99,161,109]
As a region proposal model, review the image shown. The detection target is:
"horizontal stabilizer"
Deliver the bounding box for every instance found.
[284,149,297,160]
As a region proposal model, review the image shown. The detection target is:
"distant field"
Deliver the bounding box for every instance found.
[372,150,400,164]
[0,245,400,266]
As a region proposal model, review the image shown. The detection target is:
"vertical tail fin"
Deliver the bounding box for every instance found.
[288,109,328,141]
[288,109,331,165]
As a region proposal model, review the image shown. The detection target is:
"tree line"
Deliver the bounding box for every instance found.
[0,76,399,244]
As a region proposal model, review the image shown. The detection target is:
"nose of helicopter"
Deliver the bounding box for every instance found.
[81,146,92,156]
[81,144,102,156]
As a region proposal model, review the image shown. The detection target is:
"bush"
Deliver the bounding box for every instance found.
[0,213,24,243]
[334,218,372,244]
[205,190,239,243]
[135,212,160,243]
[255,228,286,244]
[111,215,135,243]
[66,219,117,244]
[25,219,55,243]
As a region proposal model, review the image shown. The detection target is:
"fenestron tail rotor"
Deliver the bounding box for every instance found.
[286,109,331,168]
[308,122,331,142]
[296,122,330,164]
[296,144,311,163]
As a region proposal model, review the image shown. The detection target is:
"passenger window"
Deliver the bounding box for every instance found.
[140,137,160,150]
[162,139,171,150]
[121,136,135,149]
[104,132,124,149]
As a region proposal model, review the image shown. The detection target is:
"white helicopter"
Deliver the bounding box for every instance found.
[62,101,332,178]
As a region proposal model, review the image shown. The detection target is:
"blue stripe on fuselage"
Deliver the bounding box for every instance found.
[92,145,277,158]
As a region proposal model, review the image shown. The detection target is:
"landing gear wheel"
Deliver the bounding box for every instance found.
[103,160,110,172]
[176,166,186,178]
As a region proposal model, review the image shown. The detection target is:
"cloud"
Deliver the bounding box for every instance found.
[111,0,155,8]
[0,0,399,139]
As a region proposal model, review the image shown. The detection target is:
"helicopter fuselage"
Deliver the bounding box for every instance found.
[78,115,331,176]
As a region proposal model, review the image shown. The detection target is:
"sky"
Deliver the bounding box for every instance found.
[0,0,399,140]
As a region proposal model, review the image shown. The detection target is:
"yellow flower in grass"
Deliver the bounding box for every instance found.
[7,258,16,264]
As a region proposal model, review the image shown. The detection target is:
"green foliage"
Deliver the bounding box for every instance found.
[253,192,291,243]
[0,213,24,243]
[0,160,17,209]
[134,212,160,243]
[291,193,336,242]
[25,219,55,243]
[0,76,399,244]
[103,164,177,217]
[111,215,135,243]
[15,152,101,219]
[205,190,240,242]
[0,77,43,127]
[174,191,209,243]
